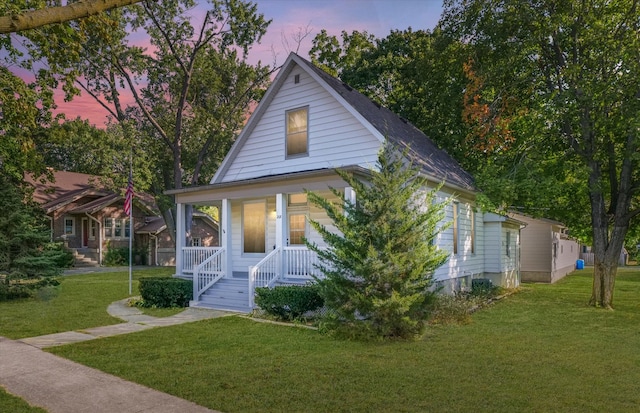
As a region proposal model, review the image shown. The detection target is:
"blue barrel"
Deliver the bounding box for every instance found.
[576,259,584,270]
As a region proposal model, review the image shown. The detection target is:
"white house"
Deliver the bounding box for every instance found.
[167,53,521,312]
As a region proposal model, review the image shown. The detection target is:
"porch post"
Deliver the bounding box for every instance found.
[275,193,287,248]
[221,199,232,278]
[344,186,356,216]
[276,193,287,277]
[175,202,185,274]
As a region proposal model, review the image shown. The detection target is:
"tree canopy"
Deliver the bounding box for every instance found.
[439,0,640,308]
[308,1,640,308]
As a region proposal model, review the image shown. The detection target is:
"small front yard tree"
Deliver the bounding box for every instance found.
[306,143,450,340]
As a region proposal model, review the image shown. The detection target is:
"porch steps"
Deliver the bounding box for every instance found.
[71,249,99,268]
[196,278,252,313]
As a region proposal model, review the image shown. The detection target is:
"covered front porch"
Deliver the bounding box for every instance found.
[169,169,357,312]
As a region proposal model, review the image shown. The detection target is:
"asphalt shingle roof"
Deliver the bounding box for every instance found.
[296,55,477,192]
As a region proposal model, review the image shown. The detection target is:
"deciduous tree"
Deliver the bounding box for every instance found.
[441,0,640,308]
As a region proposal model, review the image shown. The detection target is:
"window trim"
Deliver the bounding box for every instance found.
[285,106,309,158]
[288,193,308,207]
[63,216,75,236]
[103,217,130,240]
[89,219,97,240]
[288,213,308,246]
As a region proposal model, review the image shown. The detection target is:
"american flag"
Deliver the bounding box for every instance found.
[124,174,134,216]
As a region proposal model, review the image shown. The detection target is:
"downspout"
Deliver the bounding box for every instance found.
[85,213,102,265]
[149,232,160,266]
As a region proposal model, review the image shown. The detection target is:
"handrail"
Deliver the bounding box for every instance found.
[182,247,221,275]
[248,247,282,308]
[193,247,225,302]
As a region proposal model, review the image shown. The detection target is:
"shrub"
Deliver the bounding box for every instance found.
[255,284,324,321]
[103,244,129,266]
[139,277,192,308]
[471,278,500,297]
[104,244,148,266]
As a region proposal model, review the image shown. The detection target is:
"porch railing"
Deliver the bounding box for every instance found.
[182,247,222,275]
[193,247,225,302]
[248,247,321,308]
[248,248,281,308]
[283,246,320,279]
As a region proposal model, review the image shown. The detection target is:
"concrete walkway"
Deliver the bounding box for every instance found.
[1,299,233,412]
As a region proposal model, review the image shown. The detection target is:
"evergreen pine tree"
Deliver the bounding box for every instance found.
[0,173,70,300]
[306,143,450,340]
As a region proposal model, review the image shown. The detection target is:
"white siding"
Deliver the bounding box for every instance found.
[220,65,381,183]
[483,222,503,273]
[434,196,485,283]
[501,226,519,273]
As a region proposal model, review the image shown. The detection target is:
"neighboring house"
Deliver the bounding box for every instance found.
[508,212,580,283]
[137,212,219,266]
[167,53,523,313]
[28,171,218,267]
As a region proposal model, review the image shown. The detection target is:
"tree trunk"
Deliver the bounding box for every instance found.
[0,0,143,34]
[587,160,630,309]
[161,207,175,244]
[590,257,617,309]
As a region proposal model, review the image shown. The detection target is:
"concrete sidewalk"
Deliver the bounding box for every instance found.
[19,299,231,348]
[1,299,233,412]
[0,337,221,413]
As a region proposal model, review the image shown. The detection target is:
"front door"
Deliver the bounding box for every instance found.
[81,218,89,247]
[242,200,266,255]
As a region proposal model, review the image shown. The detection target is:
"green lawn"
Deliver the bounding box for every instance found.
[0,267,175,339]
[47,268,640,413]
[0,387,46,413]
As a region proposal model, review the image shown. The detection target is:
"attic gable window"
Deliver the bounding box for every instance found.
[286,107,308,157]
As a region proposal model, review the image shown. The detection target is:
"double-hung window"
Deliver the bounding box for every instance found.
[103,218,130,239]
[64,217,75,236]
[287,193,308,246]
[286,107,308,157]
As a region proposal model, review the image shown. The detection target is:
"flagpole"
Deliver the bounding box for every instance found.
[128,156,133,296]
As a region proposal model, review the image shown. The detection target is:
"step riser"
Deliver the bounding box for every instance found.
[197,279,252,312]
[203,286,248,294]
[200,298,250,312]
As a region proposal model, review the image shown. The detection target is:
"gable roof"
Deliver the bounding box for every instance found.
[28,170,158,216]
[211,52,476,193]
[27,170,104,204]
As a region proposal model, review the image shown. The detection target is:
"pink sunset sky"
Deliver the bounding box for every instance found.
[53,0,444,126]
